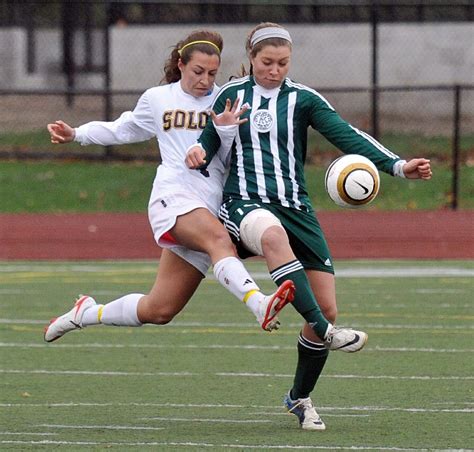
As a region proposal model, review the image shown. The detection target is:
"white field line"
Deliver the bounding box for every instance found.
[1,401,471,414]
[1,369,472,382]
[252,412,370,418]
[36,424,165,431]
[0,369,193,377]
[216,372,474,381]
[412,289,470,294]
[0,264,473,278]
[0,342,472,353]
[0,289,471,297]
[0,432,56,436]
[1,319,473,331]
[344,304,473,310]
[133,417,271,423]
[0,439,471,451]
[0,289,122,295]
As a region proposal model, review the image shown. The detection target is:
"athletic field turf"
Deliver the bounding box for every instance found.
[1,260,472,450]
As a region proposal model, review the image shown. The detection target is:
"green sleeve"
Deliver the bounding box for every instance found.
[308,94,400,175]
[197,94,228,167]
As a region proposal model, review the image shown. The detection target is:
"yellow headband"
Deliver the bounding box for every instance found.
[178,40,221,56]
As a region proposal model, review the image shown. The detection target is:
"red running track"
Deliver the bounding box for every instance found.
[0,211,473,260]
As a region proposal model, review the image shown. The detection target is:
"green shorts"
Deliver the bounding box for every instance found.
[219,199,334,274]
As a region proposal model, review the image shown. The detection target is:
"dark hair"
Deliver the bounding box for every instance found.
[162,30,223,84]
[237,22,292,77]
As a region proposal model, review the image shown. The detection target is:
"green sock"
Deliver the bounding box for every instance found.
[271,260,330,339]
[290,332,329,400]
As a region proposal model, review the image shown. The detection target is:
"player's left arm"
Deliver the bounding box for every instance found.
[306,93,432,182]
[186,96,244,169]
[401,158,432,180]
[185,95,227,169]
[309,94,416,177]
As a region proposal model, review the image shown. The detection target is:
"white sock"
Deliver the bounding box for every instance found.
[213,257,261,306]
[86,293,144,327]
[245,292,265,317]
[81,304,103,326]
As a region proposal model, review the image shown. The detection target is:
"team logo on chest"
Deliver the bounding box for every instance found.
[251,109,274,133]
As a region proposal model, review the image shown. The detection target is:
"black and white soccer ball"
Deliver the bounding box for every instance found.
[324,154,380,208]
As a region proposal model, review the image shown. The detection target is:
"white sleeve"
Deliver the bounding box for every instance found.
[392,160,407,178]
[215,124,238,168]
[74,91,157,146]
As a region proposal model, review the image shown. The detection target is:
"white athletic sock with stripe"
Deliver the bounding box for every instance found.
[213,256,262,315]
[81,293,143,326]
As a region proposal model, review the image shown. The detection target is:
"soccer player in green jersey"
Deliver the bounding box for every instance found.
[186,22,432,430]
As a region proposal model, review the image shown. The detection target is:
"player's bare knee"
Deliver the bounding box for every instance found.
[209,228,234,252]
[261,226,289,254]
[140,296,179,324]
[149,307,178,325]
[323,305,337,324]
[197,222,234,258]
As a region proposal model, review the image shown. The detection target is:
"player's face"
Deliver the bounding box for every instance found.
[178,51,220,98]
[251,45,291,90]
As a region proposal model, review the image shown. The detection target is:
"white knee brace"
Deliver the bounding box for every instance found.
[240,208,284,256]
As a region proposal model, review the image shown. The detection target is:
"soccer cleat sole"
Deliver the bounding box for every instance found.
[261,280,295,331]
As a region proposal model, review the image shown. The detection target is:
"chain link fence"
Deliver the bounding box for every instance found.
[0,1,473,206]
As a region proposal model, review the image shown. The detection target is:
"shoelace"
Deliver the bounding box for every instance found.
[299,397,314,410]
[297,398,320,421]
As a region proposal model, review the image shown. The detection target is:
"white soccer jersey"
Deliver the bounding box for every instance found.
[74,81,229,274]
[75,81,226,215]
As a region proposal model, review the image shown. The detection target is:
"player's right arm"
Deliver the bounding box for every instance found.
[47,120,76,144]
[185,94,244,169]
[47,90,156,146]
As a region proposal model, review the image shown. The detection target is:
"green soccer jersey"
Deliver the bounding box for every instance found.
[199,75,401,211]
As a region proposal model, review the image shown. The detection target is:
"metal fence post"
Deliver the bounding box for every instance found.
[104,1,113,158]
[25,4,36,74]
[451,85,461,210]
[371,2,379,140]
[62,0,75,107]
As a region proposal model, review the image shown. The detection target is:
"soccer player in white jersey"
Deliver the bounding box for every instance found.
[44,30,296,343]
[186,23,432,430]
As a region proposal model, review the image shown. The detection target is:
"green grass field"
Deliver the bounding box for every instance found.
[1,260,472,450]
[1,129,473,159]
[1,127,474,212]
[1,160,473,212]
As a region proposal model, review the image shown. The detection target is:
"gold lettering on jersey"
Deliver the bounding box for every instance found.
[198,112,208,129]
[162,111,173,131]
[174,110,186,128]
[162,110,209,132]
[187,111,198,129]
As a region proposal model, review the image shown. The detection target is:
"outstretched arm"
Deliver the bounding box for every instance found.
[402,158,432,180]
[47,120,75,144]
[310,96,433,180]
[47,91,156,147]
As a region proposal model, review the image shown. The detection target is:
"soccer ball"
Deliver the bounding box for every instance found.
[324,154,380,208]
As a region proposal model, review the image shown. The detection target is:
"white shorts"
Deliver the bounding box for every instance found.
[147,163,224,276]
[148,189,215,276]
[167,245,211,277]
